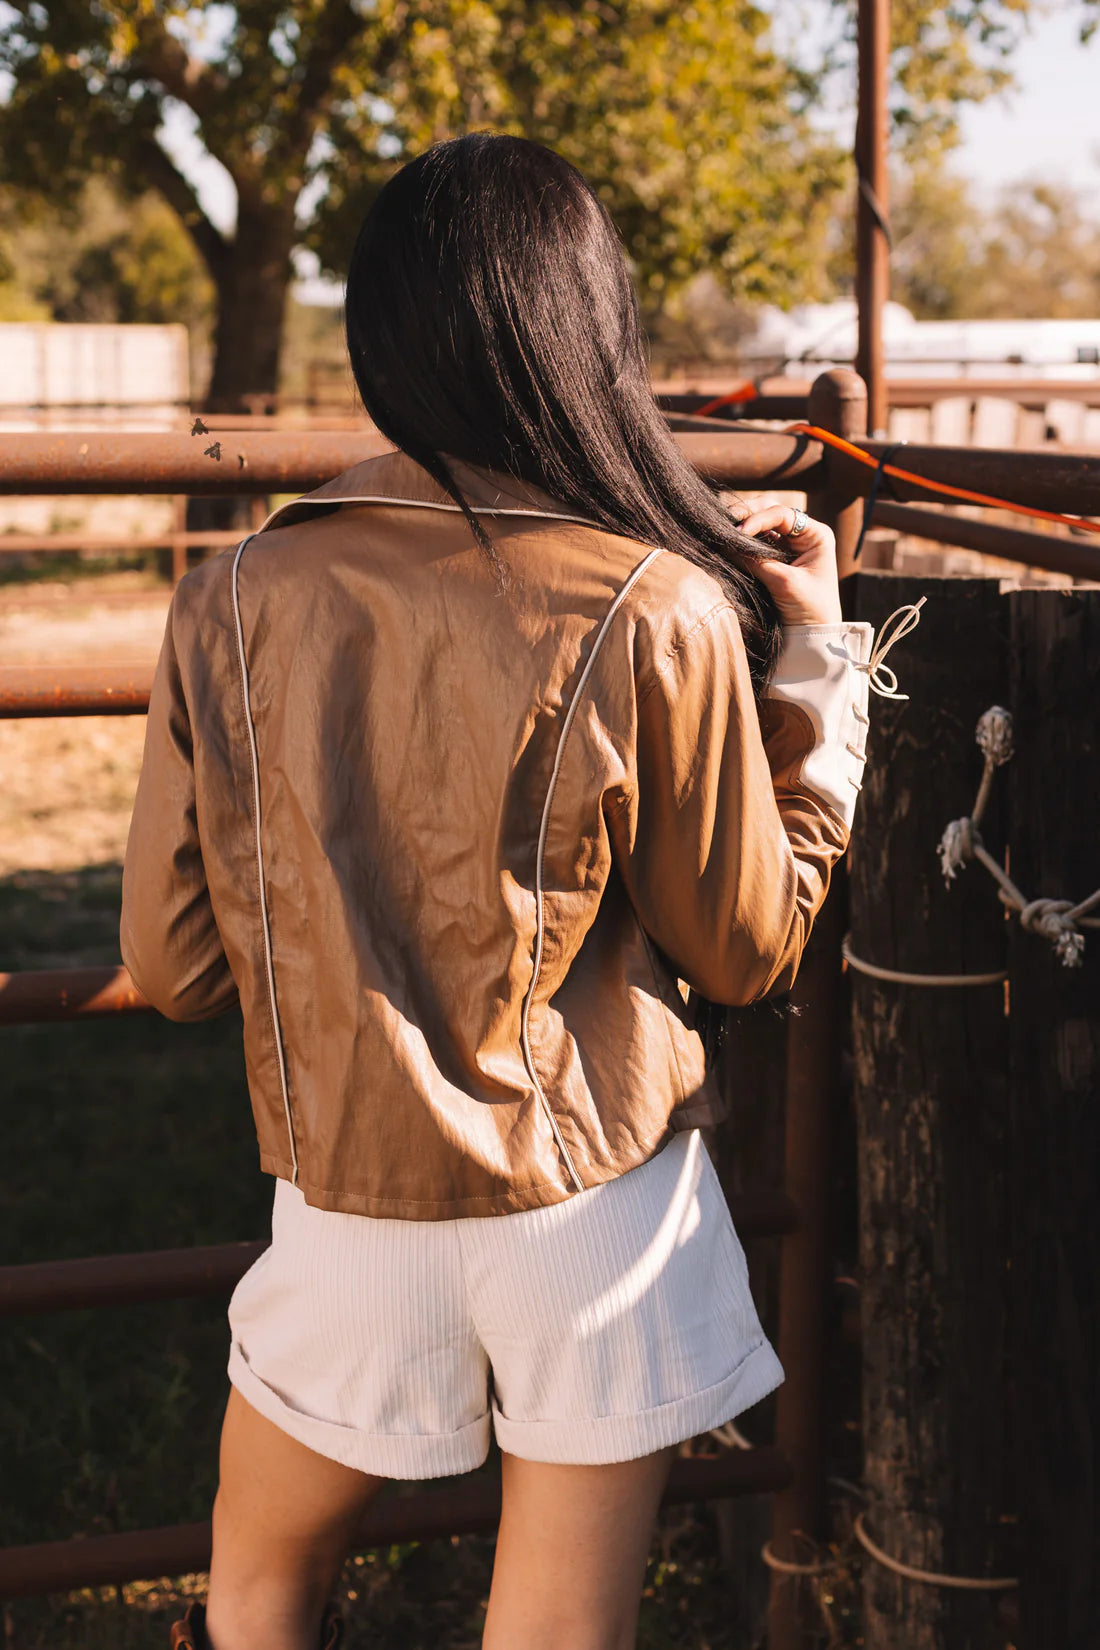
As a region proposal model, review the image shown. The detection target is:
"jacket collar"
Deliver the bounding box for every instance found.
[257,448,601,536]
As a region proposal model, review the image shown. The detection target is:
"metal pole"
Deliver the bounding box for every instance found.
[0,1451,795,1598]
[0,664,154,718]
[766,369,866,1650]
[0,431,827,496]
[872,500,1100,583]
[806,368,868,579]
[856,0,891,437]
[0,964,148,1022]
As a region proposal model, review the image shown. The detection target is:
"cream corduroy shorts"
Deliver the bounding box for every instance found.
[227,1129,784,1478]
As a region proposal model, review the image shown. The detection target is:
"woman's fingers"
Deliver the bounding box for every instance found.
[737,503,834,561]
[737,505,843,628]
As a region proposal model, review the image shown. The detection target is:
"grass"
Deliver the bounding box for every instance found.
[0,865,810,1649]
[0,554,168,588]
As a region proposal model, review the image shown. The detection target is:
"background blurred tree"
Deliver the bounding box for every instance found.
[0,0,1066,404]
[0,178,214,329]
[888,170,1100,318]
[961,181,1100,317]
[818,0,1051,161]
[0,0,845,405]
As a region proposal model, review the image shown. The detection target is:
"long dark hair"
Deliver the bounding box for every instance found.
[345,133,784,698]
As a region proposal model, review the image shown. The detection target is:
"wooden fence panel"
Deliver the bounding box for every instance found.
[929,397,972,447]
[1007,588,1100,1650]
[849,572,1014,1650]
[971,398,1021,449]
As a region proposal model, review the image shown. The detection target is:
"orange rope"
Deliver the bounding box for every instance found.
[788,422,1100,537]
[695,383,759,417]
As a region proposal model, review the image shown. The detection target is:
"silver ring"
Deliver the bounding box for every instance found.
[788,508,809,537]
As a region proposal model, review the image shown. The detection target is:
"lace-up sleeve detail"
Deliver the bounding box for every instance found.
[766,600,925,832]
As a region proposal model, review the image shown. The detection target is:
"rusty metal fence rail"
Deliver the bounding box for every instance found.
[3,379,1099,1640]
[2,426,1097,583]
[0,414,830,1620]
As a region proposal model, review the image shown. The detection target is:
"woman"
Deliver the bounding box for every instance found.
[122,134,912,1650]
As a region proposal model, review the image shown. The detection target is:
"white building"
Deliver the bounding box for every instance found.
[0,322,190,432]
[739,300,1100,380]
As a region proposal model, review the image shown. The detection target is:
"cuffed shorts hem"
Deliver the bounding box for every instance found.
[227,1341,491,1480]
[492,1338,784,1465]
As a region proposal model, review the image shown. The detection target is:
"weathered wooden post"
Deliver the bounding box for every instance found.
[1007,588,1100,1649]
[766,368,866,1650]
[849,573,1014,1649]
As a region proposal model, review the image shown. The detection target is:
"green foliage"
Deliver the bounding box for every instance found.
[306,0,846,313]
[0,1,1060,338]
[2,5,1092,401]
[0,0,848,314]
[0,179,215,327]
[5,0,1088,397]
[891,167,1100,319]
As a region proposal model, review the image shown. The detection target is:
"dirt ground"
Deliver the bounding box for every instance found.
[0,574,168,875]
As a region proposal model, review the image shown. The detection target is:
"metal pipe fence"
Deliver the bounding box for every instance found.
[0,416,828,1608]
[0,1450,793,1600]
[3,385,1098,1626]
[0,429,826,494]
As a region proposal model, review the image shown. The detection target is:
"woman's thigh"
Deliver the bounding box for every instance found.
[483,1445,677,1650]
[207,1388,385,1645]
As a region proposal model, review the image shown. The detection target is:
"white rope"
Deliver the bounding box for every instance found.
[855,596,928,700]
[842,934,1007,988]
[761,1539,835,1578]
[853,1514,1017,1592]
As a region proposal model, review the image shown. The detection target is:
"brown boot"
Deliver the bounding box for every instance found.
[169,1603,207,1649]
[168,1600,344,1648]
[320,1606,344,1649]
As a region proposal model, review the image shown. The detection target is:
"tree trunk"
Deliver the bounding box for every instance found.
[850,572,1014,1650]
[206,204,298,412]
[184,204,297,546]
[1007,588,1100,1649]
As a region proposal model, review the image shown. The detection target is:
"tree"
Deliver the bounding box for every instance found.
[0,1,1060,406]
[890,169,1100,320]
[818,0,1042,163]
[0,178,214,329]
[0,1,846,406]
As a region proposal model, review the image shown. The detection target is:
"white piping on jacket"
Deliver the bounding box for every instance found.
[256,493,604,536]
[231,534,299,1184]
[520,546,666,1192]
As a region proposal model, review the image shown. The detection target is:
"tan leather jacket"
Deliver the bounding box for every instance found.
[121,451,874,1219]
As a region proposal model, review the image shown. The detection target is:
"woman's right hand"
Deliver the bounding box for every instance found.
[735,496,843,628]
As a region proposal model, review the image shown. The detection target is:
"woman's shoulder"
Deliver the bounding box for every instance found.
[614,545,742,681]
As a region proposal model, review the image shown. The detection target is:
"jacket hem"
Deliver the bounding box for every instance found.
[258,1150,578,1219]
[257,1117,719,1218]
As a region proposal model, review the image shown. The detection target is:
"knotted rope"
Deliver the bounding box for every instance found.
[938,706,1100,968]
[855,596,927,700]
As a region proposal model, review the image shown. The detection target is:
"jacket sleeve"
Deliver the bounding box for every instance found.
[120,592,239,1022]
[607,604,873,1006]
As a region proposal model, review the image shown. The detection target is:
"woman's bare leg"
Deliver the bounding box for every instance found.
[204,1387,385,1650]
[482,1446,677,1650]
